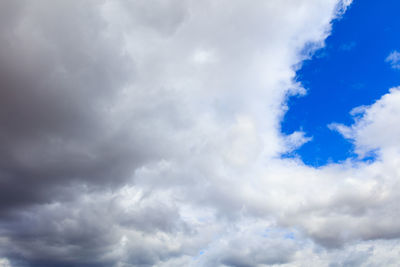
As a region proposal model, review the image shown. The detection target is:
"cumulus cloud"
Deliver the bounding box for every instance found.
[330,88,400,158]
[3,0,400,266]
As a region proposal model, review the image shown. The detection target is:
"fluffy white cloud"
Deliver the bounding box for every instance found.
[331,88,400,158]
[3,0,400,266]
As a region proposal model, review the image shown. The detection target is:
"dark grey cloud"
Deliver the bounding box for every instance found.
[0,189,192,267]
[0,1,199,265]
[0,0,166,214]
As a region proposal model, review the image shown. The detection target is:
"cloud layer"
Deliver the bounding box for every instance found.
[2,0,400,266]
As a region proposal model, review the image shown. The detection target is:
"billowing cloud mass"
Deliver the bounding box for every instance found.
[1,0,400,266]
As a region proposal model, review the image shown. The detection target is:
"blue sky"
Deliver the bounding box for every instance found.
[282,0,400,166]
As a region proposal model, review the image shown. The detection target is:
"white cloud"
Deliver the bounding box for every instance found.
[330,87,400,158]
[385,50,400,69]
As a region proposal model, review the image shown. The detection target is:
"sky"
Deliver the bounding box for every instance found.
[282,0,400,166]
[1,0,400,266]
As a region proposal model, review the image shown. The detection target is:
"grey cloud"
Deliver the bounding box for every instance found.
[329,248,371,267]
[0,1,203,265]
[196,225,298,267]
[0,0,170,213]
[278,162,400,249]
[0,189,191,267]
[121,0,190,36]
[219,242,295,267]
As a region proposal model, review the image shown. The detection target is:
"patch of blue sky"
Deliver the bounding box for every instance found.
[192,250,206,261]
[284,232,295,240]
[282,0,400,166]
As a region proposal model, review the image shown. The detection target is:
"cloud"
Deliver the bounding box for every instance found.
[286,88,400,249]
[385,50,400,69]
[0,259,11,267]
[330,87,400,158]
[0,0,157,213]
[4,0,400,266]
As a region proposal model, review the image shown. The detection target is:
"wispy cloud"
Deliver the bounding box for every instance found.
[386,50,400,69]
[339,41,357,51]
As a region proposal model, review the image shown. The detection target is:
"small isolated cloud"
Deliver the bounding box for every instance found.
[284,131,312,152]
[385,50,400,69]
